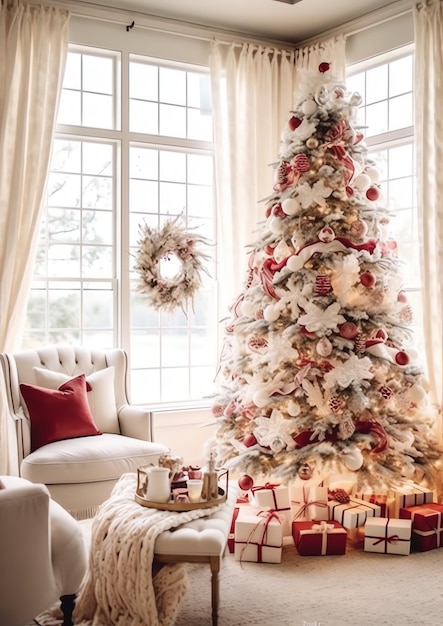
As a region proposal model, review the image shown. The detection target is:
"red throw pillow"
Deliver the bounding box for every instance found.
[20,373,102,452]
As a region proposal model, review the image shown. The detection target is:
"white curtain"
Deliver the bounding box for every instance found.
[210,35,346,314]
[413,0,443,440]
[0,0,69,473]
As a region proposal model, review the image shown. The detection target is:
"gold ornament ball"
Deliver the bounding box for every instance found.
[306,137,318,149]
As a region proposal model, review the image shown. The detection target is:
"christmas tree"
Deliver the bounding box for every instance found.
[209,62,442,494]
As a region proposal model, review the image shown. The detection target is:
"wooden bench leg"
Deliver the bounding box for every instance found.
[209,556,221,626]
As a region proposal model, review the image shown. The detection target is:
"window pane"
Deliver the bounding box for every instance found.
[389,94,413,131]
[83,287,113,328]
[390,56,413,96]
[130,62,158,100]
[83,93,114,129]
[365,101,388,136]
[130,100,158,134]
[83,55,114,94]
[160,68,186,105]
[159,104,186,138]
[82,210,113,244]
[160,151,186,182]
[366,65,388,103]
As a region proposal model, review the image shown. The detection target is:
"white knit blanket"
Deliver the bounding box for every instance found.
[74,473,223,626]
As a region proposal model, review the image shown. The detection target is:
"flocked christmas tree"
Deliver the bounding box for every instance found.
[208,62,443,494]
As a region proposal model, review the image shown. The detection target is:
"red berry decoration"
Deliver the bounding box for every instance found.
[338,321,359,339]
[360,271,376,288]
[380,386,394,399]
[328,488,350,503]
[346,185,354,196]
[395,351,410,366]
[289,116,302,131]
[366,186,380,201]
[243,433,258,448]
[318,62,330,73]
[238,474,254,491]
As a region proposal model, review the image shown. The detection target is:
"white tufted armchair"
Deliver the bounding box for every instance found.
[0,475,87,626]
[0,345,169,518]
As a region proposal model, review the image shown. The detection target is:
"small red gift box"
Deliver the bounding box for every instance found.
[292,520,347,556]
[399,503,443,552]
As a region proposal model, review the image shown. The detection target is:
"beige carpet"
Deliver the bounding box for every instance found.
[33,521,442,626]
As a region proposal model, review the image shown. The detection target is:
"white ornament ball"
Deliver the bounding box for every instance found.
[341,447,364,471]
[302,99,318,116]
[353,173,371,191]
[263,304,280,322]
[407,384,427,406]
[269,216,285,234]
[286,255,300,272]
[253,389,270,408]
[316,336,333,357]
[282,197,301,216]
[365,166,380,183]
[287,400,301,417]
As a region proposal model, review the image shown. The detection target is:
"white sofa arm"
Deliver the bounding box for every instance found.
[118,404,154,441]
[0,480,55,625]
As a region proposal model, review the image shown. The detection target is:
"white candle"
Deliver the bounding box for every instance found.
[187,479,203,502]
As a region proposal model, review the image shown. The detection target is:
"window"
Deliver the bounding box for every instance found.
[346,48,423,357]
[23,45,217,406]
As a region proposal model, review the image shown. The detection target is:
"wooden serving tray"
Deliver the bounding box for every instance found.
[135,470,228,511]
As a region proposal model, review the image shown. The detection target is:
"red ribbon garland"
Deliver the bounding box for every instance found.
[293,420,388,453]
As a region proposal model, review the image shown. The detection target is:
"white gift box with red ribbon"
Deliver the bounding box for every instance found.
[291,485,329,522]
[250,483,292,535]
[234,509,283,563]
[364,517,412,555]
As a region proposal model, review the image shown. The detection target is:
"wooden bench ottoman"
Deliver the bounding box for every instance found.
[154,481,239,626]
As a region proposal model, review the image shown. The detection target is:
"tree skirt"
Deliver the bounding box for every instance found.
[72,473,223,626]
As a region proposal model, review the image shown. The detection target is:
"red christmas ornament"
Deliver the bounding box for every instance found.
[315,274,332,295]
[395,351,410,366]
[318,62,330,73]
[366,186,380,201]
[243,433,258,448]
[397,291,408,303]
[273,203,286,218]
[338,322,359,339]
[360,271,376,288]
[380,386,394,399]
[329,396,345,413]
[293,153,310,173]
[346,185,354,196]
[289,116,302,131]
[238,474,254,491]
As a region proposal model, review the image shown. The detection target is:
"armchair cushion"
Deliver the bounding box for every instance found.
[33,365,119,433]
[20,374,102,451]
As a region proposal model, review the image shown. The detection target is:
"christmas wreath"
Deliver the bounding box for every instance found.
[134,217,210,313]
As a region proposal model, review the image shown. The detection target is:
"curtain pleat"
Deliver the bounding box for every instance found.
[413,0,443,442]
[210,35,346,314]
[0,0,69,473]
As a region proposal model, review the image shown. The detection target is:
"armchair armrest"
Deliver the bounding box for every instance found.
[0,480,55,624]
[118,404,154,441]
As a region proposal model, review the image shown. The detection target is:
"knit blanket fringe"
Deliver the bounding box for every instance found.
[74,473,223,626]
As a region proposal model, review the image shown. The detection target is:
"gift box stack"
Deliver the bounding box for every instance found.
[232,482,292,563]
[394,483,442,552]
[228,477,442,560]
[291,482,347,556]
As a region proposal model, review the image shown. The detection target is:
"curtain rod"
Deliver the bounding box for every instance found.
[56,0,414,50]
